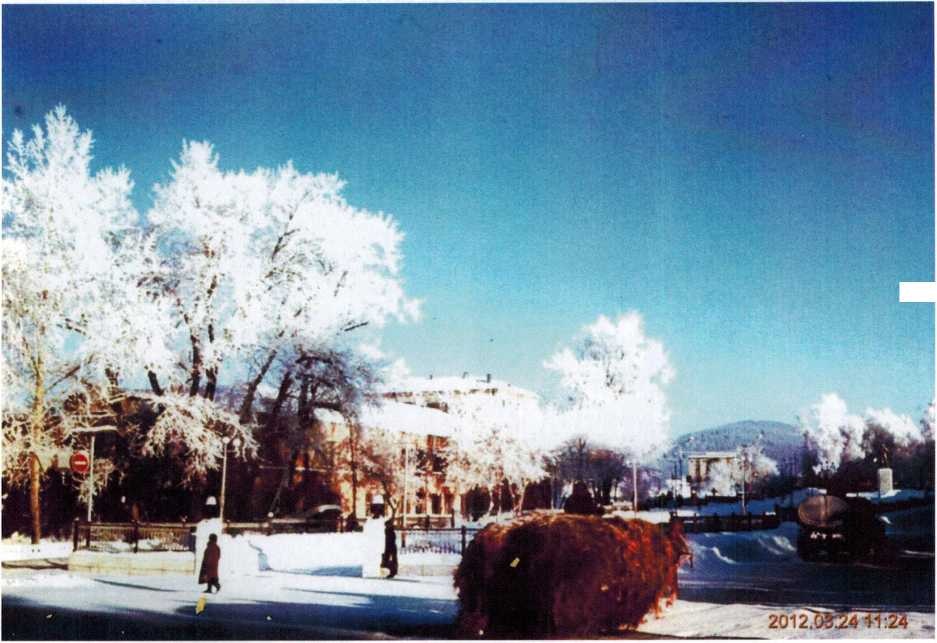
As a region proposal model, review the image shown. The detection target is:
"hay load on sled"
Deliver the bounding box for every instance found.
[453,513,690,637]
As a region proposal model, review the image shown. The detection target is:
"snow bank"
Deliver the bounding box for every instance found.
[217,532,367,577]
[686,523,799,574]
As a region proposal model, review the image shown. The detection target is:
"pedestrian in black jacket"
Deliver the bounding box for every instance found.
[383,519,398,578]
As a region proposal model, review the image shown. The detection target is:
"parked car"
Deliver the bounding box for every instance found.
[274,504,343,532]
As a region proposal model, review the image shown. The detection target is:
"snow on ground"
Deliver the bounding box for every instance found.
[220,532,368,577]
[3,517,933,639]
[641,488,829,521]
[2,566,458,639]
[1,538,72,562]
[217,531,461,577]
[641,523,934,639]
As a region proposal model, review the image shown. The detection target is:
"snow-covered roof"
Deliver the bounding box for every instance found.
[382,375,539,400]
[359,401,462,437]
[314,401,462,437]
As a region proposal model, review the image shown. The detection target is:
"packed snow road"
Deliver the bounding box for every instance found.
[2,567,457,640]
[2,523,933,639]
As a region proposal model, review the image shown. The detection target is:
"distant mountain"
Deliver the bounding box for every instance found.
[662,420,804,471]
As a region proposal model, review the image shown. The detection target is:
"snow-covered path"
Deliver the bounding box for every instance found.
[2,568,457,640]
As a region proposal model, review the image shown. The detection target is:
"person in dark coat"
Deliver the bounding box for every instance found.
[383,519,398,578]
[199,534,221,593]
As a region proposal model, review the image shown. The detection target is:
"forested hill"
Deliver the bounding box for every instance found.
[667,420,804,464]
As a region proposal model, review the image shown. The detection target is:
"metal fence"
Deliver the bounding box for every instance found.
[72,520,196,553]
[673,512,781,533]
[399,525,480,556]
[394,514,457,530]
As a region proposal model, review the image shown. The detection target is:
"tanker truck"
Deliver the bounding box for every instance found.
[796,495,886,562]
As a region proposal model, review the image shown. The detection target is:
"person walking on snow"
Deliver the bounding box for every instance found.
[199,534,221,593]
[383,518,398,578]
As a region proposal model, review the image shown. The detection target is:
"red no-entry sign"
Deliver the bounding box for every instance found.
[69,452,90,475]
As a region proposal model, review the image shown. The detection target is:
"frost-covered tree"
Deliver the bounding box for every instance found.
[545,313,674,508]
[544,312,675,454]
[702,460,736,496]
[699,445,776,499]
[799,394,865,474]
[800,393,925,474]
[2,107,139,541]
[550,436,629,505]
[439,392,547,516]
[141,143,418,518]
[255,345,383,517]
[146,144,418,412]
[738,443,779,483]
[355,426,408,517]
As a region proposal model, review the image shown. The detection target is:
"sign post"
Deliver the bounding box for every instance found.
[69,426,118,523]
[69,452,90,475]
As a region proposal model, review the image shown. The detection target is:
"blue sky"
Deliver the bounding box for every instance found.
[3,3,934,435]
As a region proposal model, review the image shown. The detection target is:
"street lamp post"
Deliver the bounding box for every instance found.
[219,436,241,524]
[88,434,95,522]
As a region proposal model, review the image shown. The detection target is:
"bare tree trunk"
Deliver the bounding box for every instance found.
[270,370,293,424]
[204,367,217,401]
[296,377,311,427]
[268,448,298,517]
[29,453,42,544]
[188,334,201,396]
[263,371,295,516]
[29,353,46,544]
[203,321,218,400]
[147,370,164,396]
[516,481,527,515]
[104,367,120,391]
[238,349,278,423]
